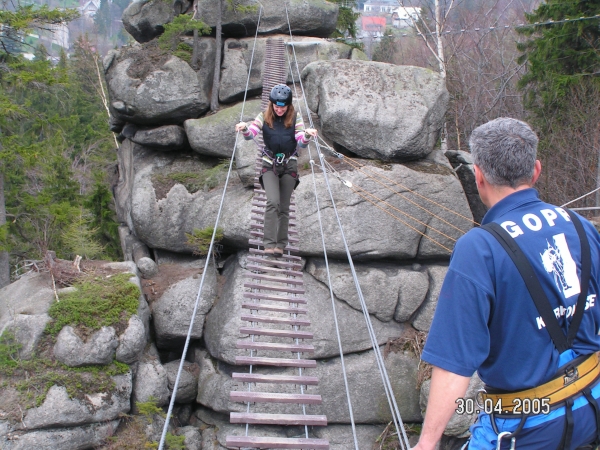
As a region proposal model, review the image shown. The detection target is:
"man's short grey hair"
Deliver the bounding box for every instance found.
[469,118,539,188]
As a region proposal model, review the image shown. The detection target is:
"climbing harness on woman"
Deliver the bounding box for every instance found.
[235,84,317,256]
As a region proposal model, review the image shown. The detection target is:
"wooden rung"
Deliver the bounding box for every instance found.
[249,240,300,252]
[246,264,303,277]
[230,412,327,426]
[249,248,301,261]
[244,282,305,294]
[236,341,314,353]
[239,327,313,339]
[232,373,319,386]
[241,314,311,327]
[242,302,307,314]
[246,257,302,270]
[244,273,304,285]
[226,436,329,449]
[235,356,317,369]
[243,292,307,304]
[231,391,321,404]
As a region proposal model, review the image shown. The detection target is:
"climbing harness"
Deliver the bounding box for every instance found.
[480,210,600,449]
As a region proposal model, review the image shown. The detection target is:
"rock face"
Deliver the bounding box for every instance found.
[20,374,131,430]
[119,144,472,258]
[302,60,449,161]
[54,326,119,367]
[185,100,262,158]
[196,0,338,38]
[151,264,218,348]
[445,150,488,223]
[204,253,406,364]
[129,125,188,150]
[122,0,192,43]
[105,43,215,125]
[219,35,354,103]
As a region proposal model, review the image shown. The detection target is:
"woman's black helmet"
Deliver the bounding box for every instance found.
[269,84,292,107]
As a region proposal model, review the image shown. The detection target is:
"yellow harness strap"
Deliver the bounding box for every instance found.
[480,352,600,414]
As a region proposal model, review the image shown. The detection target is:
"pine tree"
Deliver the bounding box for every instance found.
[517,0,600,114]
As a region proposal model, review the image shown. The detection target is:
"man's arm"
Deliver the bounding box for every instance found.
[412,366,471,450]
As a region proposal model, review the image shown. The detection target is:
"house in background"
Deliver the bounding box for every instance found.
[361,16,387,39]
[392,6,421,28]
[79,0,101,20]
[363,0,397,13]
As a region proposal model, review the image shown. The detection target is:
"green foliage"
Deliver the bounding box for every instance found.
[516,0,600,114]
[226,0,258,14]
[1,35,122,266]
[185,226,224,256]
[136,397,166,419]
[0,332,21,370]
[0,3,79,55]
[61,209,105,259]
[329,0,360,39]
[165,433,186,450]
[158,14,212,52]
[46,272,140,335]
[153,160,229,194]
[94,0,111,35]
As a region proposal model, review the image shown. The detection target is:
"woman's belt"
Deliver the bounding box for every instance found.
[478,352,600,414]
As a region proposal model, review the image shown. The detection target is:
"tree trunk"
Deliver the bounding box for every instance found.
[210,0,222,111]
[0,172,10,288]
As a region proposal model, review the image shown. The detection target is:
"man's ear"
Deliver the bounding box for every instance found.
[531,160,542,185]
[474,165,485,189]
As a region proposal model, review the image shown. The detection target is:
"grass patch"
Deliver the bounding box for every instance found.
[0,337,129,420]
[46,272,140,337]
[152,161,229,197]
[185,226,224,256]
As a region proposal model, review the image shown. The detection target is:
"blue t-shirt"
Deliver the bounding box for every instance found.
[422,188,600,391]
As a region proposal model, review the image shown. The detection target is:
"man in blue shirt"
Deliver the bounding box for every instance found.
[413,118,600,449]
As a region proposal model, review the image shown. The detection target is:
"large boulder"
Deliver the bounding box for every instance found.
[122,0,192,43]
[0,420,120,450]
[122,144,472,259]
[302,60,449,161]
[306,259,430,322]
[164,360,200,403]
[196,0,338,38]
[104,41,215,125]
[133,353,170,407]
[18,373,131,430]
[151,264,218,348]
[116,314,147,364]
[219,35,353,103]
[412,264,448,332]
[127,124,188,151]
[184,100,262,158]
[0,272,54,332]
[53,326,119,367]
[2,314,50,360]
[196,345,422,423]
[203,252,404,364]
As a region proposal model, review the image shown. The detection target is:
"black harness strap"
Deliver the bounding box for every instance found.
[481,211,591,353]
[582,388,600,446]
[482,210,594,449]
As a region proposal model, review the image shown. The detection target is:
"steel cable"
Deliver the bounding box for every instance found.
[157,5,264,449]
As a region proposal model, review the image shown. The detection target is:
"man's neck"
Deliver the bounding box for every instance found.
[484,184,531,209]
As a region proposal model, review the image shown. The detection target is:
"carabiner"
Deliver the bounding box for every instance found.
[496,431,516,450]
[275,153,285,165]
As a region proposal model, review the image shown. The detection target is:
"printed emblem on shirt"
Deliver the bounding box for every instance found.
[540,233,580,299]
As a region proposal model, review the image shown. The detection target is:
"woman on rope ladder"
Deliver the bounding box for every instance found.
[235,84,317,256]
